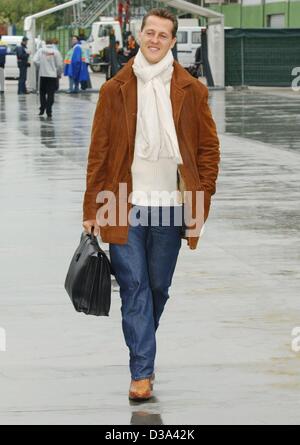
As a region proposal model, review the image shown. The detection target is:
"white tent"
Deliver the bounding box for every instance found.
[163,0,224,88]
[24,0,224,90]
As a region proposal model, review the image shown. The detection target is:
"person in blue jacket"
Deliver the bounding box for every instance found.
[16,36,30,95]
[65,36,88,93]
[0,35,7,94]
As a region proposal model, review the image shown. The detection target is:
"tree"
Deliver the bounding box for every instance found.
[0,0,66,32]
[0,12,10,25]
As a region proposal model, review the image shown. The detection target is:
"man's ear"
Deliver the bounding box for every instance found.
[170,37,177,49]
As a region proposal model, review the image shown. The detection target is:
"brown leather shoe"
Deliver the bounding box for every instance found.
[129,377,153,401]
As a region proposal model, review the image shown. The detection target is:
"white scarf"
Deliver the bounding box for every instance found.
[132,49,183,164]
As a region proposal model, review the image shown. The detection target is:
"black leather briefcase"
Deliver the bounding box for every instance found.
[65,230,112,316]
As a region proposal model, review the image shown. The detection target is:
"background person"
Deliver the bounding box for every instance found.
[16,36,30,95]
[64,36,88,93]
[125,34,139,59]
[52,37,60,91]
[0,35,7,94]
[79,34,92,90]
[33,38,63,118]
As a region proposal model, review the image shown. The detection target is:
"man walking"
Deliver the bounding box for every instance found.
[83,9,220,401]
[0,35,7,94]
[33,38,63,118]
[16,36,30,95]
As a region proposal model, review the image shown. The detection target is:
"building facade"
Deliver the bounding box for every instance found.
[129,0,300,28]
[207,0,300,28]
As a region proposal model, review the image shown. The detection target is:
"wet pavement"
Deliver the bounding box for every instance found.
[212,87,300,152]
[0,81,300,425]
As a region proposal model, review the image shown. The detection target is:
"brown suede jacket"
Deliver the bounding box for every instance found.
[83,58,220,249]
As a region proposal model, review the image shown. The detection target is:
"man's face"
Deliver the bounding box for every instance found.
[139,15,176,64]
[72,37,78,46]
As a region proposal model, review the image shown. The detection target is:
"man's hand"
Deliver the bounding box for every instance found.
[83,219,100,237]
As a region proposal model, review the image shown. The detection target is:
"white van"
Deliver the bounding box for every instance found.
[88,18,123,67]
[176,26,205,68]
[2,35,43,79]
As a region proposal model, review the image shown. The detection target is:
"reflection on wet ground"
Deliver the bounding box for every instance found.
[0,89,299,425]
[2,89,300,160]
[130,398,163,425]
[212,89,300,152]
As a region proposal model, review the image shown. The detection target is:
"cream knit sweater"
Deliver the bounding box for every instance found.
[130,81,182,207]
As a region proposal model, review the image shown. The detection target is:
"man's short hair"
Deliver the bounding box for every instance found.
[141,8,178,38]
[46,38,53,45]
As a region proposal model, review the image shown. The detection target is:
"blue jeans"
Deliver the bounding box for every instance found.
[109,206,183,381]
[18,65,27,94]
[68,77,79,92]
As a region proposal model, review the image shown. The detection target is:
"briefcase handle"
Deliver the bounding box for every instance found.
[90,225,100,246]
[90,226,114,276]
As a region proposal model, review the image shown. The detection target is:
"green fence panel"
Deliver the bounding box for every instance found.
[41,26,91,58]
[225,28,300,86]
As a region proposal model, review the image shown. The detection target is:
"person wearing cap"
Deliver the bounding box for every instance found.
[16,36,30,95]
